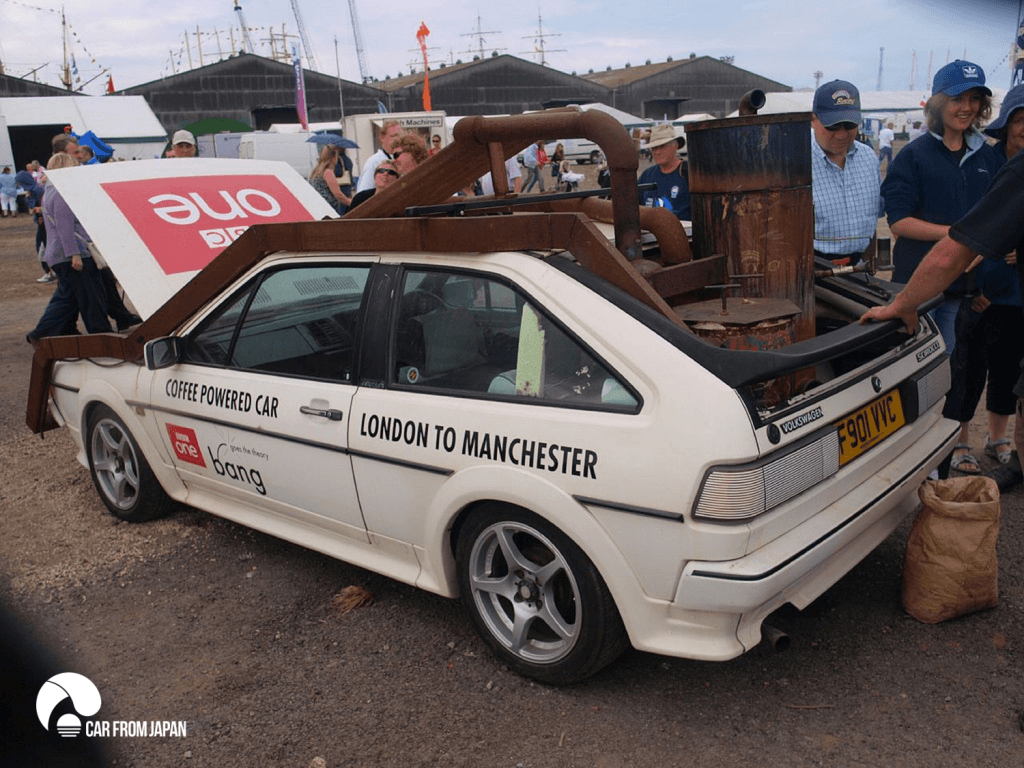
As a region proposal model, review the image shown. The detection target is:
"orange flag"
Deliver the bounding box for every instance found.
[416,21,431,111]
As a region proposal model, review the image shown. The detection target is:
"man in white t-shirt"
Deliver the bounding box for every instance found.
[877,122,895,171]
[355,120,403,193]
[479,157,523,196]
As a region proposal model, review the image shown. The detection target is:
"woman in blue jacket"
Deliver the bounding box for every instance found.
[882,60,1002,341]
[940,84,1024,473]
[881,60,1003,473]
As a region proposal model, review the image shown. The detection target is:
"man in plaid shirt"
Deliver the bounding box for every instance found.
[810,80,883,266]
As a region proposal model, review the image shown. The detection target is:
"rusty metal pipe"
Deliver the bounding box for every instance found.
[738,89,767,116]
[514,197,691,265]
[349,108,643,262]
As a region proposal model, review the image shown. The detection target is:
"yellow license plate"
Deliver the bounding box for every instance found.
[836,389,905,466]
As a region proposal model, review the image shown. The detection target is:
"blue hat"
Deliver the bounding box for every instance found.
[984,83,1024,140]
[932,59,991,97]
[813,80,862,127]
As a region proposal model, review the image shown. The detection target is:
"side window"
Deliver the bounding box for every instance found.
[185,264,370,382]
[391,269,638,410]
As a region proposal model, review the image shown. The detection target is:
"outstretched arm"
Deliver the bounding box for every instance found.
[859,236,975,333]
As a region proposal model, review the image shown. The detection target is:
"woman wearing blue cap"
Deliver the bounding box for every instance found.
[940,84,1024,472]
[881,60,1004,474]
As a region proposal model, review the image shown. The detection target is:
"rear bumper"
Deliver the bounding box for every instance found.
[625,411,958,661]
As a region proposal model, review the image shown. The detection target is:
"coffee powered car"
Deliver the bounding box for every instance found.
[26,109,957,683]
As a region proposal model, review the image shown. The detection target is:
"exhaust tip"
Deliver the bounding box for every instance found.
[761,623,790,652]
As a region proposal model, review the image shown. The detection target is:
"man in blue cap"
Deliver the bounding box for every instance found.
[810,79,883,267]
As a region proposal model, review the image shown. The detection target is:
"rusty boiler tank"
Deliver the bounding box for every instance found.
[682,95,815,351]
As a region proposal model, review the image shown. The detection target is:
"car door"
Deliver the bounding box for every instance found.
[143,261,373,542]
[349,264,641,547]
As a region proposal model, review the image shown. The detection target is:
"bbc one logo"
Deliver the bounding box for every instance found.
[37,672,187,739]
[100,175,315,275]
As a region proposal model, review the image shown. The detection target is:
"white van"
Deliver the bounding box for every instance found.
[237,133,320,178]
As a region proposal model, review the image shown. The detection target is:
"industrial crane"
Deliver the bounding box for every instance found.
[289,0,318,71]
[347,0,370,83]
[233,1,256,54]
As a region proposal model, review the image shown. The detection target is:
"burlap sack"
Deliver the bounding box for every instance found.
[902,476,1000,623]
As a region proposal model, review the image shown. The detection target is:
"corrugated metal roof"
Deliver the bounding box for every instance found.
[582,59,697,88]
[377,59,479,92]
[0,95,167,141]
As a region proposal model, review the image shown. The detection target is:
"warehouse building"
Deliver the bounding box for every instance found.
[118,52,385,134]
[582,55,791,119]
[377,54,611,116]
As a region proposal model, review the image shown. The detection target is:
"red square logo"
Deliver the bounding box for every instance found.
[165,423,206,467]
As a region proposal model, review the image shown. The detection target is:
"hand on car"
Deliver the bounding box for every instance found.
[859,302,918,334]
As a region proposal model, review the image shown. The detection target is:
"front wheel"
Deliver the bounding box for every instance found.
[456,506,628,684]
[588,150,600,164]
[86,405,175,523]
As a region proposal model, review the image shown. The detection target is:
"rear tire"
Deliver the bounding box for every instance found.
[456,505,628,684]
[86,405,175,523]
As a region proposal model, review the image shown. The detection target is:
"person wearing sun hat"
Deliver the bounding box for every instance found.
[638,123,690,220]
[881,59,1004,475]
[810,79,883,267]
[985,84,1024,162]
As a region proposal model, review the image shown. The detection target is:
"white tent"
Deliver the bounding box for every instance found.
[575,102,652,131]
[0,95,168,162]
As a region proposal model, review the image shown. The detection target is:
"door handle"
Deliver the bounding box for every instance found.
[299,406,344,421]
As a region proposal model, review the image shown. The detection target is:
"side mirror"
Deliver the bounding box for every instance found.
[144,337,182,370]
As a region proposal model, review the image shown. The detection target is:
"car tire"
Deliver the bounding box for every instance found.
[588,150,600,164]
[456,505,629,684]
[86,405,175,523]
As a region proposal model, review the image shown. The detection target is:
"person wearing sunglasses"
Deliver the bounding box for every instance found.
[810,79,883,269]
[347,160,400,211]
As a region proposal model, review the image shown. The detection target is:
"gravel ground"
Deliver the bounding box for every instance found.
[1,207,1022,767]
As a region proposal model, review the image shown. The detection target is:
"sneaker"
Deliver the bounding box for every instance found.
[36,273,54,283]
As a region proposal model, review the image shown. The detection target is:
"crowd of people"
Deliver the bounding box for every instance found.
[811,62,1024,489]
[22,130,147,344]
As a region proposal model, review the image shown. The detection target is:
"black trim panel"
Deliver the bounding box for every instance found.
[128,399,455,476]
[127,399,351,455]
[347,449,453,476]
[574,495,682,521]
[546,255,944,389]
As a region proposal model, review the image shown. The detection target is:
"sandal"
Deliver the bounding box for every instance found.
[984,436,1014,465]
[950,443,982,475]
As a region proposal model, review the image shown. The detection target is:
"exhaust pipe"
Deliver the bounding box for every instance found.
[738,89,767,116]
[761,623,790,652]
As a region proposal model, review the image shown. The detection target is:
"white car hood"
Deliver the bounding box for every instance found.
[46,158,337,319]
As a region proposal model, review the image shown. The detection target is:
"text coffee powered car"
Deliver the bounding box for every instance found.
[27,114,957,683]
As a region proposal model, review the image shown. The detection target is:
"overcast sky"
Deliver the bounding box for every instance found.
[0,0,1019,100]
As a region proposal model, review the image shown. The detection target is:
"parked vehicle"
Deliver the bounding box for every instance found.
[26,110,956,684]
[237,132,321,178]
[547,138,602,165]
